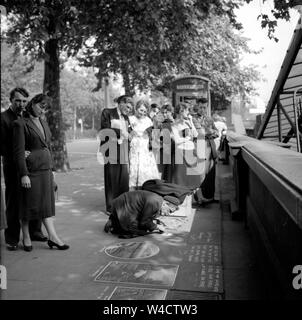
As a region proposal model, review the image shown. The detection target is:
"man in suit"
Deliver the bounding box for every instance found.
[99,95,134,215]
[152,104,175,181]
[192,98,219,205]
[104,190,179,238]
[1,88,47,251]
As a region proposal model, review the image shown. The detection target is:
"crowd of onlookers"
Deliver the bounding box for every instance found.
[0,88,228,248]
[100,95,228,237]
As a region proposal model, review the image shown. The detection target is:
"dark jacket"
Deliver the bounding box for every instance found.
[1,108,19,164]
[1,108,23,230]
[99,108,131,164]
[13,117,53,176]
[108,190,163,237]
[192,115,219,159]
[142,179,193,204]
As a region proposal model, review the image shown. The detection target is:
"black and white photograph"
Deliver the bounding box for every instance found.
[0,0,301,312]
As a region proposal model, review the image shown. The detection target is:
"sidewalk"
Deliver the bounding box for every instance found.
[0,146,266,300]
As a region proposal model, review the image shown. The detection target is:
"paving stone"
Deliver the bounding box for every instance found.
[179,244,222,265]
[94,261,179,287]
[174,263,224,293]
[187,231,221,245]
[223,267,267,300]
[2,280,61,300]
[50,281,115,300]
[104,241,160,259]
[190,215,222,232]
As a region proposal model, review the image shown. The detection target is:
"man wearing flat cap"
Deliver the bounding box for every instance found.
[99,95,134,214]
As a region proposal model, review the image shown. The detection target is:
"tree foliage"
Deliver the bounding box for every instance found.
[245,0,299,41]
[60,67,104,131]
[3,0,91,60]
[78,0,262,104]
[1,42,119,133]
[158,12,263,105]
[3,0,94,170]
[79,0,246,95]
[1,43,43,109]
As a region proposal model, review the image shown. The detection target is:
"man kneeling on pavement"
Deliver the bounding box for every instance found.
[104,190,180,238]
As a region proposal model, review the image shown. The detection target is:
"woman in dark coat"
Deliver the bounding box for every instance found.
[13,94,69,251]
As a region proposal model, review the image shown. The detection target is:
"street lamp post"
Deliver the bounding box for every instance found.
[73,106,77,141]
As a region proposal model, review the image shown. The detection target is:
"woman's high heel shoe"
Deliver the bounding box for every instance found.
[22,241,33,252]
[47,240,69,250]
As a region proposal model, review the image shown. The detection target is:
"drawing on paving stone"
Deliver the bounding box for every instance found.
[187,231,220,244]
[167,195,193,217]
[105,241,160,259]
[182,244,221,264]
[94,261,179,287]
[174,264,223,293]
[96,285,112,300]
[162,235,186,246]
[108,286,168,300]
[158,216,189,231]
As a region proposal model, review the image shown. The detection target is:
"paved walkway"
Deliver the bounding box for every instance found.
[0,140,266,300]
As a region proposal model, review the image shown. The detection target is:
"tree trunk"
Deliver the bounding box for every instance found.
[73,105,77,141]
[43,39,70,171]
[92,114,95,130]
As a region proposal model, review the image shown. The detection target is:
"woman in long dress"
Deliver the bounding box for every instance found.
[13,94,69,251]
[129,100,160,189]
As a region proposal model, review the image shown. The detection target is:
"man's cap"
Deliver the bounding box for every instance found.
[196,97,208,103]
[163,195,180,206]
